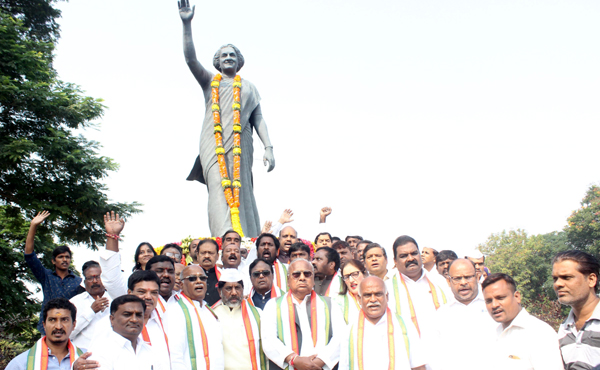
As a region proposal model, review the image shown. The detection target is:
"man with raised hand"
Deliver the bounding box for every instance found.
[429,259,496,370]
[69,261,111,348]
[7,298,90,370]
[339,276,426,370]
[386,236,447,345]
[213,269,266,370]
[313,247,342,298]
[24,211,83,334]
[553,250,600,369]
[248,258,284,310]
[483,273,563,370]
[167,264,224,370]
[89,295,163,370]
[261,258,344,370]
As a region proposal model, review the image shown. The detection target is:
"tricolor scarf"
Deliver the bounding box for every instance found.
[275,291,333,370]
[342,292,361,325]
[323,272,342,297]
[177,293,212,370]
[273,261,288,291]
[141,308,170,354]
[347,309,411,370]
[26,337,83,370]
[247,285,285,308]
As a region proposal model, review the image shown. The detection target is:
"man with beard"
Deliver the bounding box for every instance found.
[24,211,83,335]
[248,258,285,310]
[386,236,447,344]
[146,256,177,311]
[213,269,265,370]
[313,247,342,297]
[6,298,87,370]
[429,259,496,370]
[89,295,163,370]
[256,233,288,291]
[261,259,344,370]
[167,265,224,370]
[483,273,563,370]
[69,261,111,348]
[196,238,222,306]
[278,226,297,265]
[339,277,426,370]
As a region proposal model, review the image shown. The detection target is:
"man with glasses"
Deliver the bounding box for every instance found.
[167,264,224,370]
[261,259,344,370]
[69,261,111,348]
[429,259,496,370]
[248,258,284,310]
[161,243,183,264]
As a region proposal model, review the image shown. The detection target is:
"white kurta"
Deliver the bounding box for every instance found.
[89,330,164,370]
[165,297,224,370]
[261,292,344,370]
[335,293,361,327]
[144,309,171,370]
[69,291,112,348]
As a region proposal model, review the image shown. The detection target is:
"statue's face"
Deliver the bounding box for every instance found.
[219,46,238,73]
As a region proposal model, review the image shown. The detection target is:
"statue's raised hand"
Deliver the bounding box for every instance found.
[178,0,195,22]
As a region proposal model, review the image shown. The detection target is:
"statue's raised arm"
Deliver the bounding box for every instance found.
[178,0,212,92]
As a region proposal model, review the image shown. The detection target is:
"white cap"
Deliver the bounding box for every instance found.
[219,268,244,283]
[465,249,484,259]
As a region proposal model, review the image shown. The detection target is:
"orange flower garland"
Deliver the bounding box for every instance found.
[211,74,244,236]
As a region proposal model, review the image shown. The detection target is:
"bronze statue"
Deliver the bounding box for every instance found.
[179,0,275,238]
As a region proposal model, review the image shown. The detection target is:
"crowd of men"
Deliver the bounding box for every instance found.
[8,209,600,370]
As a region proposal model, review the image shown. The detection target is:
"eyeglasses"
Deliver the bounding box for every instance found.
[449,274,476,284]
[252,270,272,278]
[342,271,362,281]
[84,275,101,282]
[165,252,182,260]
[184,275,208,282]
[291,270,313,279]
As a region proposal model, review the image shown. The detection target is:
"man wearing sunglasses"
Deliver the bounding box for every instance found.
[167,265,224,370]
[261,259,344,370]
[248,258,285,310]
[429,259,496,370]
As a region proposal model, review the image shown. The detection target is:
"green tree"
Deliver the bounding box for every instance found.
[0,1,140,364]
[478,229,569,328]
[565,184,600,256]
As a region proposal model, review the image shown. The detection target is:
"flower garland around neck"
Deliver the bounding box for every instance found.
[211,74,244,237]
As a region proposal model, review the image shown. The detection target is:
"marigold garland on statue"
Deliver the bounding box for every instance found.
[212,74,244,236]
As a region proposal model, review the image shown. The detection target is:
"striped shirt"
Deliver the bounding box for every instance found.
[558,299,600,369]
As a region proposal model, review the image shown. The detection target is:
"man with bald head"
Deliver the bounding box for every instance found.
[340,276,427,370]
[430,259,496,370]
[261,259,345,370]
[278,226,298,265]
[167,265,224,370]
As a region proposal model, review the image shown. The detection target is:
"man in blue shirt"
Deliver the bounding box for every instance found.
[24,211,82,334]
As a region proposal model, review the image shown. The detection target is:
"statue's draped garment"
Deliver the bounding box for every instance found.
[187,75,261,237]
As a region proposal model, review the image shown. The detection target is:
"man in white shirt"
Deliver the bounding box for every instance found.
[339,276,427,370]
[430,259,496,370]
[213,269,265,370]
[363,243,392,281]
[89,295,163,370]
[166,265,224,370]
[482,272,563,370]
[261,259,344,370]
[70,261,111,348]
[421,248,438,275]
[386,236,448,344]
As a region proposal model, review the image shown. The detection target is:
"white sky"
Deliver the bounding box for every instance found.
[46,0,599,273]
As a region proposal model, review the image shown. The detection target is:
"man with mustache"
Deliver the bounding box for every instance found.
[256,233,289,291]
[339,276,427,370]
[24,211,83,335]
[213,269,266,370]
[196,238,222,306]
[386,235,448,345]
[261,259,345,370]
[278,226,298,265]
[344,235,363,256]
[6,298,88,370]
[429,259,496,370]
[167,265,224,370]
[313,247,342,297]
[553,250,600,370]
[69,261,111,348]
[146,256,177,310]
[332,241,353,266]
[88,295,163,370]
[483,273,563,370]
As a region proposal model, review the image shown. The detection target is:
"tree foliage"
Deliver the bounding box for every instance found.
[565,184,600,256]
[0,0,141,363]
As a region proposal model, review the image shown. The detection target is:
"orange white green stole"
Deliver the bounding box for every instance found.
[141,308,170,354]
[273,261,288,291]
[178,292,211,370]
[247,285,285,308]
[240,300,268,370]
[348,309,410,370]
[26,337,83,370]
